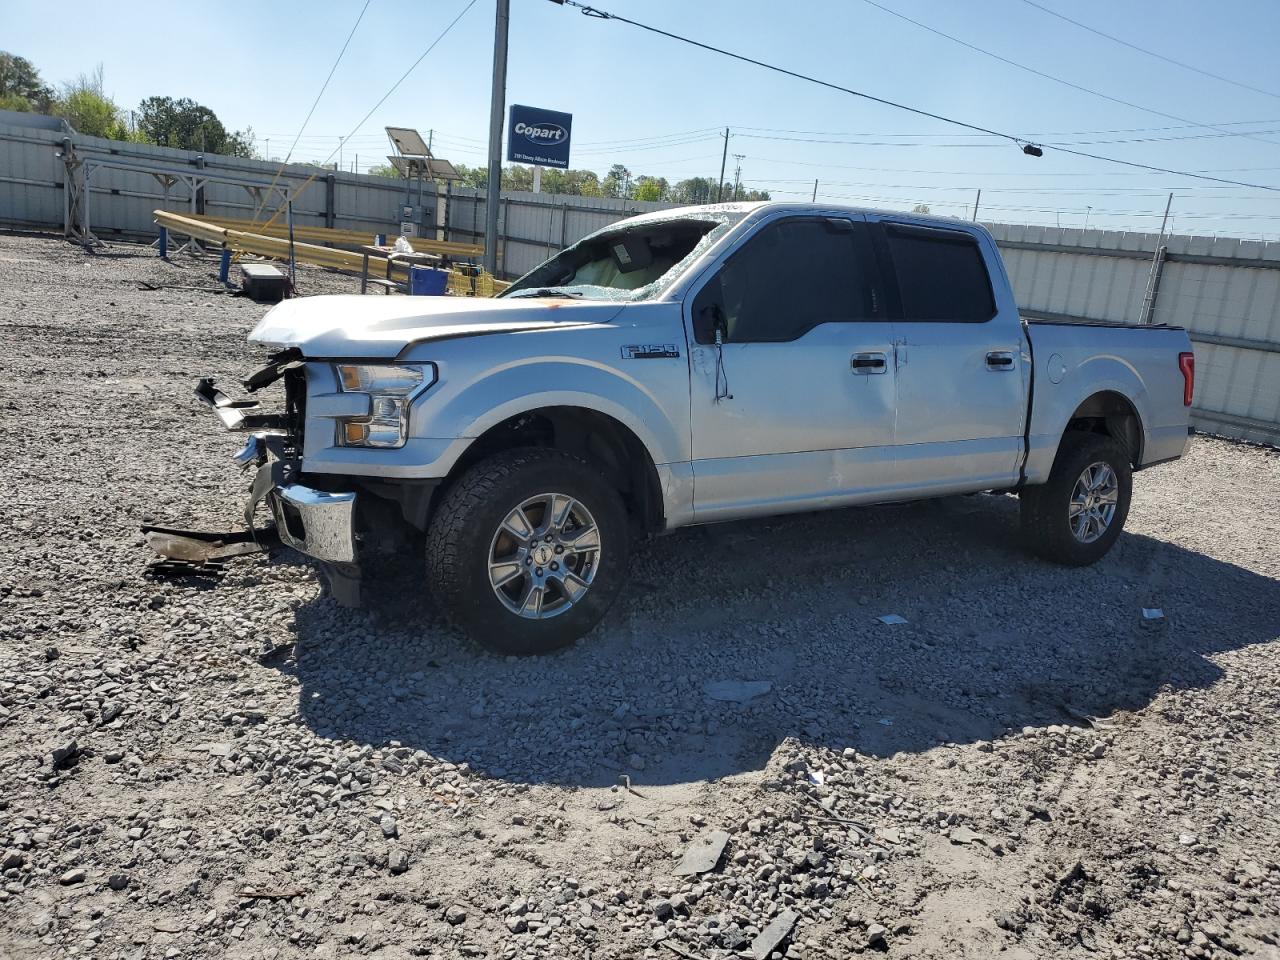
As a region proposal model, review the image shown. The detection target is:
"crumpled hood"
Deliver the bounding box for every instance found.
[248,294,622,359]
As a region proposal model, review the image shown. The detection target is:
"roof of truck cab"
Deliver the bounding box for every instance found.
[618,201,984,231]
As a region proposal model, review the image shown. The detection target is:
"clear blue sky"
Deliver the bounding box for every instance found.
[7,0,1280,237]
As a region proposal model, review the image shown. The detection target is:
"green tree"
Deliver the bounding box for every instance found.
[602,164,631,198]
[631,176,668,202]
[911,203,931,214]
[136,96,254,156]
[0,52,54,111]
[53,65,129,138]
[671,177,716,204]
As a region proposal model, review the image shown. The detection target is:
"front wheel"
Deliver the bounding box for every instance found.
[426,448,630,654]
[1020,432,1133,566]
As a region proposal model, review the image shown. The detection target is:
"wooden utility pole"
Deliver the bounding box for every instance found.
[716,128,729,202]
[812,179,818,202]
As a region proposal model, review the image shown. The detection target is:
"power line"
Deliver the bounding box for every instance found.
[856,0,1280,147]
[1017,0,1280,103]
[734,128,1280,148]
[283,0,371,163]
[556,2,1027,143]
[249,0,372,222]
[257,0,480,229]
[733,119,1280,139]
[550,1,1280,193]
[742,153,1280,178]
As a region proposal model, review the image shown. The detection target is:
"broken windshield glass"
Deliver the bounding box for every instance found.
[501,212,744,302]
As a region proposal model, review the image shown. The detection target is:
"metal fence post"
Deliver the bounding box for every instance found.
[1139,193,1174,325]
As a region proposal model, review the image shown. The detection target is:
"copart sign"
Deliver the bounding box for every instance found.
[507,104,573,169]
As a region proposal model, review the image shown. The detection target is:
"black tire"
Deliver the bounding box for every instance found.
[426,448,630,655]
[1019,431,1133,566]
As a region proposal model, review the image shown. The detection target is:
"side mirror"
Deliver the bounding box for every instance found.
[694,303,724,344]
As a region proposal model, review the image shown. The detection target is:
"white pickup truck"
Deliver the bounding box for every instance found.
[191,202,1194,654]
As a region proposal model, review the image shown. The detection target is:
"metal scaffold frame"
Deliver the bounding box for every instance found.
[59,141,291,252]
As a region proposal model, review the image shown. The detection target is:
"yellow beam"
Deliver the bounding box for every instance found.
[186,214,484,258]
[153,210,509,297]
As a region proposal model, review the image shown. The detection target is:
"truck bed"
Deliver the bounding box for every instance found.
[1021,318,1193,484]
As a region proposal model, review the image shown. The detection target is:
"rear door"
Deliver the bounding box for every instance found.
[875,220,1027,491]
[686,213,898,520]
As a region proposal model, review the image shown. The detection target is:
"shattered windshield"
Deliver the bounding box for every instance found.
[501,213,742,302]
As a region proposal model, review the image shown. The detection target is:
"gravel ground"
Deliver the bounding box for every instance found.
[1,233,1278,960]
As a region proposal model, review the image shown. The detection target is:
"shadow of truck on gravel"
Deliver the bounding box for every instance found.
[272,493,1280,787]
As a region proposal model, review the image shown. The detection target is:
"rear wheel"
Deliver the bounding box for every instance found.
[1020,432,1132,566]
[426,448,630,654]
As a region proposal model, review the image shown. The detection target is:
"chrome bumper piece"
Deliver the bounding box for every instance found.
[268,483,357,564]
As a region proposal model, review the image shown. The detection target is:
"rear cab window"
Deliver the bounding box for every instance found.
[882,223,996,323]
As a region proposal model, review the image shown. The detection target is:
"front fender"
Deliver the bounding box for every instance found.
[412,354,687,472]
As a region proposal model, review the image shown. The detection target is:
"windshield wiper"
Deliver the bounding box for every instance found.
[509,287,584,299]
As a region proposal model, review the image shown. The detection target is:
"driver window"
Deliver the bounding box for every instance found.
[694,218,881,343]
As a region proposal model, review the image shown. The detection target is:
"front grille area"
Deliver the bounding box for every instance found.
[283,367,306,458]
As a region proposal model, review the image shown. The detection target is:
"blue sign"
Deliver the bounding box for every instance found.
[507,104,573,169]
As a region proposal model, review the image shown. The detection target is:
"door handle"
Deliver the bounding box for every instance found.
[851,352,887,374]
[986,351,1015,370]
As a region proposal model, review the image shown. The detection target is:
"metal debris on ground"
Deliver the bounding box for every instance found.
[673,829,730,877]
[876,613,908,625]
[1142,607,1165,620]
[142,525,274,580]
[749,908,799,960]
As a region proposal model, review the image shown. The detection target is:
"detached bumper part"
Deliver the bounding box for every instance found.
[268,483,362,608]
[195,378,290,432]
[268,484,357,564]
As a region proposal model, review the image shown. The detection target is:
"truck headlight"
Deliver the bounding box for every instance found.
[334,363,435,448]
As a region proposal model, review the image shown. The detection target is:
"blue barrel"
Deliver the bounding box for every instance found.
[409,266,448,296]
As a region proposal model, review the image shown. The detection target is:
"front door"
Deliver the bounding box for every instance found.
[687,214,898,521]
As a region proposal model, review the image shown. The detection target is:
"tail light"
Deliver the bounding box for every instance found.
[1178,352,1195,407]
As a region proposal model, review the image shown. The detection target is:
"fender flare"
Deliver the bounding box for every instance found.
[411,357,680,477]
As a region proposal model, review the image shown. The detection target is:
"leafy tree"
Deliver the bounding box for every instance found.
[602,164,631,198]
[670,177,716,204]
[52,65,129,139]
[632,176,668,202]
[911,203,931,214]
[136,96,254,157]
[0,52,54,111]
[540,167,603,197]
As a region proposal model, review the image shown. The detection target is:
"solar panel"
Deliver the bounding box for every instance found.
[385,127,430,158]
[426,158,463,182]
[385,155,463,181]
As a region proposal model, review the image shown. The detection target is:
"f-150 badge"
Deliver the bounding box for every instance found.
[621,344,680,359]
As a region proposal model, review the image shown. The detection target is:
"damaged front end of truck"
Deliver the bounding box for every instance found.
[144,347,364,605]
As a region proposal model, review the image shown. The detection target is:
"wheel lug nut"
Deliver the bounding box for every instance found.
[525,558,532,565]
[554,545,564,554]
[550,562,559,571]
[535,567,543,575]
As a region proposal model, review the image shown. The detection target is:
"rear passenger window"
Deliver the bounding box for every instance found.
[693,218,882,343]
[885,225,995,323]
